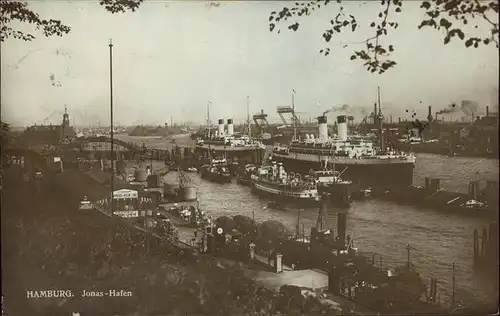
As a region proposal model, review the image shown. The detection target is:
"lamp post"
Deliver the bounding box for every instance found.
[109,39,115,215]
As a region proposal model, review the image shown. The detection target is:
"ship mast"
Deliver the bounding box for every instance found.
[377,86,385,151]
[207,101,211,137]
[246,96,251,138]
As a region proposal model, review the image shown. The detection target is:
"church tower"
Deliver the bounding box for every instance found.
[62,105,70,129]
[60,105,75,142]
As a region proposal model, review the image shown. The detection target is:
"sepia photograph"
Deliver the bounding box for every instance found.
[1,0,498,315]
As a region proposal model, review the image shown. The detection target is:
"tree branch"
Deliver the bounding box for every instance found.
[0,0,70,42]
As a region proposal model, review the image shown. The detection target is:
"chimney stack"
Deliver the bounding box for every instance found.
[427,105,433,122]
[486,106,489,117]
[227,119,234,136]
[317,116,328,141]
[218,119,224,136]
[337,115,348,141]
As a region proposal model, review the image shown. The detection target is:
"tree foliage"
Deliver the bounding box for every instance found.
[269,0,499,74]
[0,0,70,42]
[1,0,498,74]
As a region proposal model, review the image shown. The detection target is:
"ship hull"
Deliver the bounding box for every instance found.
[271,152,414,190]
[201,170,232,184]
[251,180,320,207]
[236,176,252,186]
[195,144,265,166]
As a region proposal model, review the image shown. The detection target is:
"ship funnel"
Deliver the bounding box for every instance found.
[337,115,347,141]
[317,115,328,141]
[227,119,234,136]
[218,119,224,136]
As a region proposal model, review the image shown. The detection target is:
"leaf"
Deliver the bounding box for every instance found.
[388,45,394,52]
[395,7,401,12]
[269,23,276,32]
[350,55,356,60]
[288,22,299,31]
[439,18,451,29]
[465,38,474,47]
[421,1,431,10]
[351,23,357,32]
[444,36,451,44]
[370,22,376,27]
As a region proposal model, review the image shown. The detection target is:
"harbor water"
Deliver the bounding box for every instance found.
[117,134,499,305]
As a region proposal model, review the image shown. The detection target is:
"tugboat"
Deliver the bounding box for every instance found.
[200,158,232,183]
[251,161,351,206]
[236,164,257,186]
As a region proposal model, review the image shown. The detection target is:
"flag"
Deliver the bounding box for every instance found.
[292,89,296,94]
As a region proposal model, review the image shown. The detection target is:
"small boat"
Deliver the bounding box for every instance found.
[166,204,212,227]
[237,176,252,185]
[186,167,198,173]
[236,164,257,186]
[352,188,372,200]
[459,199,489,212]
[200,158,232,183]
[267,200,286,211]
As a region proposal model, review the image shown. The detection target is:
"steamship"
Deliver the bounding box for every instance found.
[194,119,266,166]
[271,115,416,189]
[251,161,352,206]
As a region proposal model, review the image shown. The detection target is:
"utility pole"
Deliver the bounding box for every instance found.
[207,101,211,137]
[292,89,297,141]
[406,244,411,268]
[109,39,115,215]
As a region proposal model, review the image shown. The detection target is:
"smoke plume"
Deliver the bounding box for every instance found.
[459,100,480,116]
[323,104,350,116]
[437,100,480,115]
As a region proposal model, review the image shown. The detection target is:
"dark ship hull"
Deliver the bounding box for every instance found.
[200,168,232,183]
[236,175,252,185]
[271,155,414,190]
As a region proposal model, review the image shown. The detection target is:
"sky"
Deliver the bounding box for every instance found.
[1,0,499,127]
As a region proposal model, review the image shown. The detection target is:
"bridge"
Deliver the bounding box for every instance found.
[81,136,141,152]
